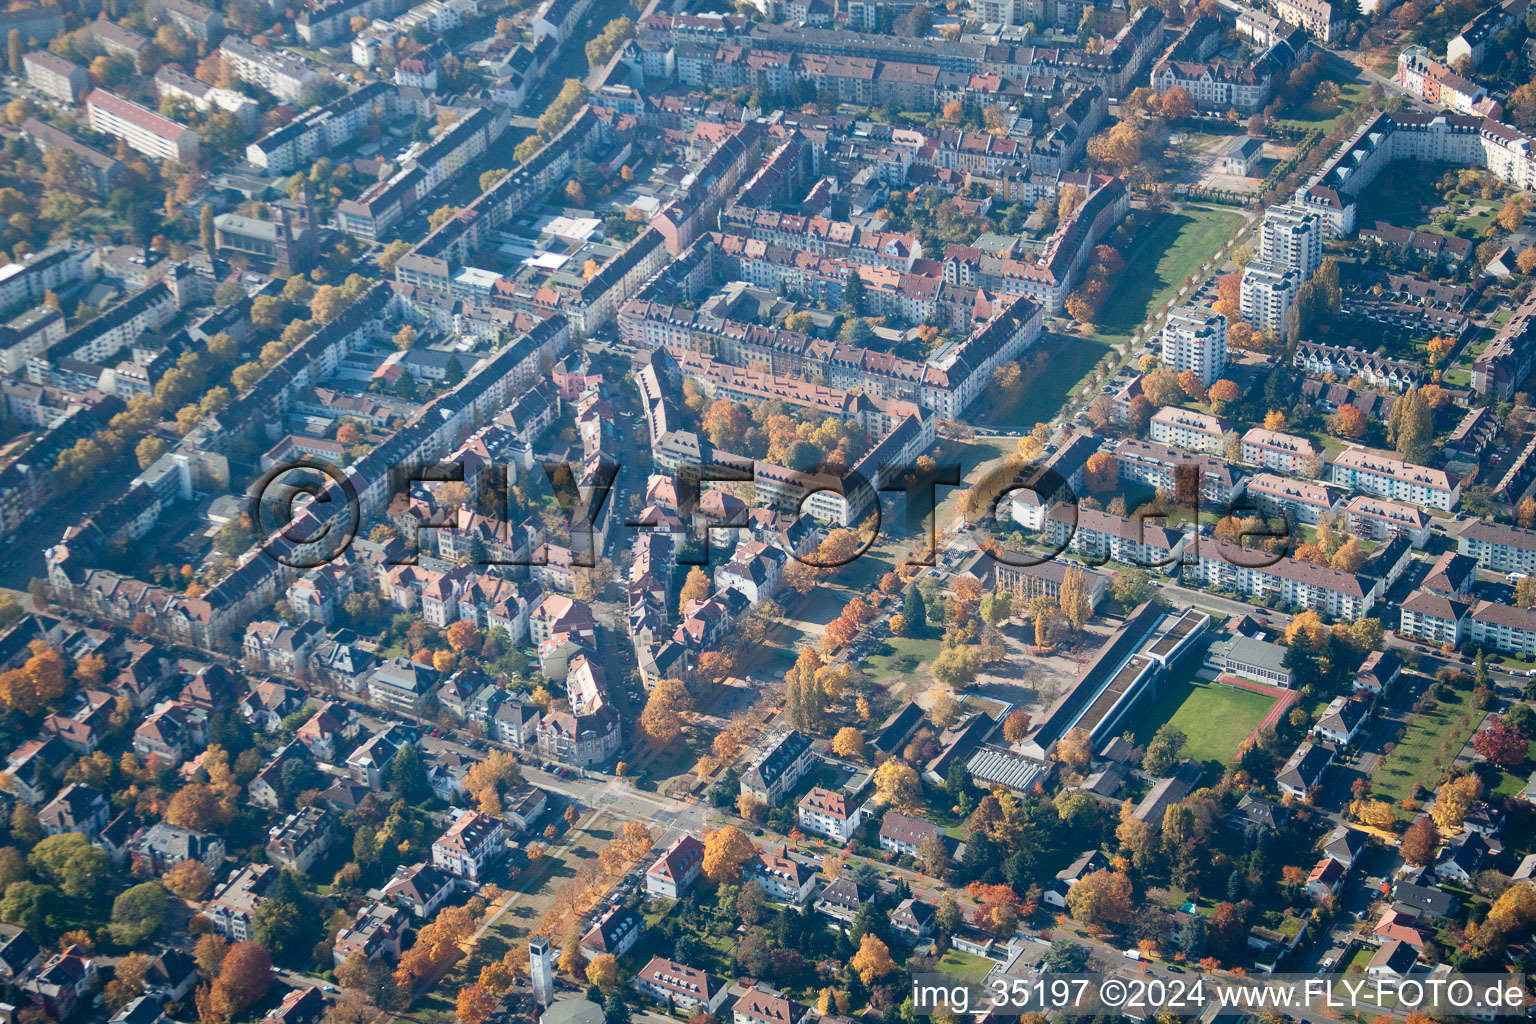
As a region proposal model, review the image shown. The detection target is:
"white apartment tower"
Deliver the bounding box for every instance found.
[1161,306,1228,385]
[1260,202,1323,278]
[1241,258,1300,339]
[529,936,554,1006]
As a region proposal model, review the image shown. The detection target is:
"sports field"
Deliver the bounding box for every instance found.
[1133,677,1278,765]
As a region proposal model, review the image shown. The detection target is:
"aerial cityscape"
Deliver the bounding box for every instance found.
[0,0,1532,1021]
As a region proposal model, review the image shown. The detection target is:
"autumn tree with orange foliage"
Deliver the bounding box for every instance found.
[1328,406,1367,438]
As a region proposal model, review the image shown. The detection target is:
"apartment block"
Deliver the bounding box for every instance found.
[85,89,199,162]
[1160,305,1227,385]
[1329,446,1460,511]
[22,51,88,102]
[1240,258,1299,339]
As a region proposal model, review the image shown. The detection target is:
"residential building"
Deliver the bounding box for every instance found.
[645,836,705,899]
[738,730,814,803]
[23,51,89,102]
[1330,446,1460,511]
[205,863,277,941]
[634,957,729,1014]
[1160,306,1227,386]
[1240,428,1322,475]
[1150,407,1229,454]
[796,787,866,843]
[878,810,941,856]
[1240,258,1299,339]
[85,89,198,162]
[733,988,809,1024]
[1260,202,1323,278]
[431,809,505,880]
[1272,0,1345,41]
[332,903,407,966]
[265,807,336,873]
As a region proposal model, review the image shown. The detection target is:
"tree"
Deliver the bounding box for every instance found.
[1473,720,1528,767]
[1143,725,1187,776]
[29,833,109,900]
[194,934,229,976]
[1110,568,1155,607]
[455,985,496,1024]
[831,727,865,759]
[109,882,170,945]
[166,783,222,831]
[930,685,959,729]
[1059,566,1092,631]
[1002,710,1032,744]
[679,566,710,614]
[1400,817,1440,867]
[164,860,214,900]
[387,743,432,804]
[1160,85,1194,119]
[200,204,216,255]
[701,826,754,884]
[1208,379,1239,408]
[586,953,619,992]
[640,677,691,747]
[310,285,347,324]
[5,30,18,77]
[850,934,897,985]
[917,836,951,877]
[932,645,979,687]
[1055,727,1092,771]
[1328,406,1367,438]
[1431,774,1483,831]
[105,951,153,1009]
[1042,940,1089,972]
[213,942,272,1015]
[1066,868,1133,924]
[873,760,921,808]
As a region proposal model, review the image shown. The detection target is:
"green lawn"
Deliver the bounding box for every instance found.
[1090,206,1246,347]
[972,332,1112,429]
[862,634,943,687]
[1370,685,1486,809]
[1356,166,1502,239]
[1276,72,1369,132]
[1132,677,1278,765]
[1338,943,1374,977]
[937,948,996,977]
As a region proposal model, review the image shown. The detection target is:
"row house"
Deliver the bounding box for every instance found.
[1293,342,1422,392]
